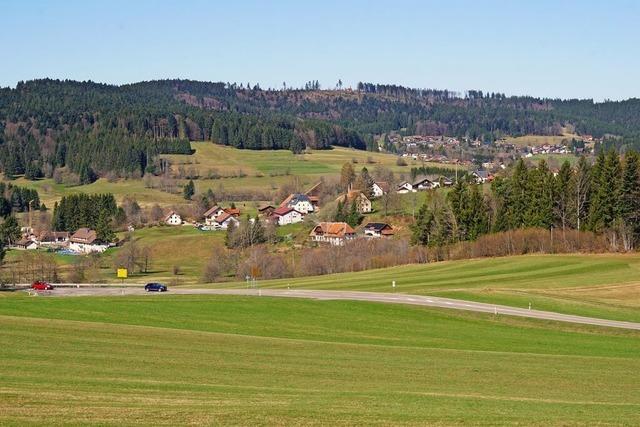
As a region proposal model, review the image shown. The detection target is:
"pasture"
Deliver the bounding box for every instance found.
[1,293,639,425]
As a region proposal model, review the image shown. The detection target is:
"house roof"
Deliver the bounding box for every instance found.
[163,211,180,221]
[214,212,234,224]
[310,222,355,238]
[364,222,393,232]
[273,206,300,216]
[281,193,310,208]
[413,175,434,186]
[336,190,370,204]
[15,238,35,247]
[374,181,390,192]
[203,206,221,217]
[258,204,275,212]
[70,228,97,244]
[39,231,70,242]
[474,170,490,179]
[224,207,241,216]
[305,181,323,197]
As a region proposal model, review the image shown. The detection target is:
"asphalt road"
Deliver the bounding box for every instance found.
[34,286,640,331]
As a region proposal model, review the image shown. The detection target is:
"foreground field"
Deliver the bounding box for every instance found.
[209,253,640,323]
[1,294,640,425]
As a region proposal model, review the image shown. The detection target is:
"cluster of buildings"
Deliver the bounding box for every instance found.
[14,228,111,254]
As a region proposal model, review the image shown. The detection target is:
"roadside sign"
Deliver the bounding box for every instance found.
[117,268,128,279]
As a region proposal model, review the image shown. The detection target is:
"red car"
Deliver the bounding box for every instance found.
[31,281,54,291]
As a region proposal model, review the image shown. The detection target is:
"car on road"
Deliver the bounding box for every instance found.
[31,281,54,291]
[144,282,167,292]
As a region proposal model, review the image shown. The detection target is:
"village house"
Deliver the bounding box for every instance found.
[472,170,493,184]
[336,190,372,214]
[164,211,183,226]
[203,206,226,226]
[68,228,109,254]
[371,181,390,198]
[212,212,239,230]
[425,175,454,188]
[270,207,304,226]
[280,193,314,214]
[309,222,356,246]
[257,204,275,217]
[412,176,436,191]
[13,238,38,250]
[38,231,70,247]
[396,181,414,194]
[363,222,395,238]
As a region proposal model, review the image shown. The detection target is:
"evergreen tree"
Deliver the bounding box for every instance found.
[183,179,195,200]
[340,162,356,191]
[0,215,21,245]
[620,151,640,245]
[553,160,574,231]
[95,211,115,243]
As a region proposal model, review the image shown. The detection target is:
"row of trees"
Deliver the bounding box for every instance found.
[51,194,119,242]
[0,183,42,217]
[412,152,640,251]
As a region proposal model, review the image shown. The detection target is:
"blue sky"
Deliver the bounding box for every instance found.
[2,0,639,100]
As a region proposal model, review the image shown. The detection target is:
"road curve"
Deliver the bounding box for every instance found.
[44,286,640,331]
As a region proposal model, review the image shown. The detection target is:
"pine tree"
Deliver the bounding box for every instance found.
[95,211,115,243]
[0,215,21,245]
[620,151,640,247]
[183,179,195,200]
[340,162,355,191]
[553,160,573,231]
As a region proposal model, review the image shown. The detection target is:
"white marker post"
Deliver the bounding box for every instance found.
[392,280,396,290]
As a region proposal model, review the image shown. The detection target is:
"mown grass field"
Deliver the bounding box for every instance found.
[1,293,640,425]
[503,134,579,147]
[208,253,640,323]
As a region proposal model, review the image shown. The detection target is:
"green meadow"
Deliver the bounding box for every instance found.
[208,253,640,323]
[1,293,639,425]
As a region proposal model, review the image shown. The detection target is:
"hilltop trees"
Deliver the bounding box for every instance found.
[52,194,118,235]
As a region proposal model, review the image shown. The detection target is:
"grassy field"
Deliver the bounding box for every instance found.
[207,253,640,323]
[1,293,640,425]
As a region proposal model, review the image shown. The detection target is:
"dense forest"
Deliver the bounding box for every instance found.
[3,78,640,181]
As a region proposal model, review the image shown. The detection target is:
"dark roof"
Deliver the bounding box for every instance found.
[364,222,392,231]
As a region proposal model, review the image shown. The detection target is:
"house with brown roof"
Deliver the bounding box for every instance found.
[212,212,239,230]
[257,204,275,217]
[164,211,182,226]
[305,181,323,208]
[363,222,394,238]
[309,222,356,246]
[13,238,38,250]
[270,207,304,226]
[203,206,226,226]
[336,191,372,214]
[69,228,109,254]
[38,231,70,247]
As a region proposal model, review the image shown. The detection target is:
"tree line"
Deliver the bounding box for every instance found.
[412,152,640,251]
[51,193,119,242]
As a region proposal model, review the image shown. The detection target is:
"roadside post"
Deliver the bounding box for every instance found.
[392,280,396,291]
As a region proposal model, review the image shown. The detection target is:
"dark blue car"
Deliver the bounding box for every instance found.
[144,282,167,292]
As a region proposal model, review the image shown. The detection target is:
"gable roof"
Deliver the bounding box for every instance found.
[336,190,370,204]
[305,181,323,197]
[70,228,97,244]
[164,210,180,222]
[310,222,355,238]
[281,193,310,208]
[214,212,235,224]
[273,206,301,216]
[364,222,393,232]
[373,181,390,192]
[473,170,490,179]
[203,206,222,217]
[413,175,433,186]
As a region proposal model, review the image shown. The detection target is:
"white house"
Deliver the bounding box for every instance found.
[271,207,304,225]
[472,170,493,184]
[280,193,314,214]
[371,181,389,198]
[164,211,183,226]
[212,212,239,230]
[363,222,394,238]
[413,176,435,191]
[68,228,109,254]
[396,181,414,194]
[309,222,356,246]
[203,206,226,226]
[13,238,38,250]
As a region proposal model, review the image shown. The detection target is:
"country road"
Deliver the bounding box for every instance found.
[33,286,640,331]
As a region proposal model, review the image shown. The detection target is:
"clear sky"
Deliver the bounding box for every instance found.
[2,0,639,100]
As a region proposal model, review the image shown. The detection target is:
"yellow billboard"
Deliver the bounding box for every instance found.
[117,268,128,279]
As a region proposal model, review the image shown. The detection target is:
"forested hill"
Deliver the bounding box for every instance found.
[2,78,640,181]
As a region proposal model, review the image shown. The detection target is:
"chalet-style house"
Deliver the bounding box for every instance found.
[212,212,239,230]
[13,238,38,250]
[280,193,314,214]
[397,181,414,194]
[363,223,395,238]
[371,181,390,198]
[164,211,183,226]
[472,170,493,184]
[38,231,70,247]
[203,206,226,226]
[336,190,372,214]
[309,222,356,246]
[270,207,304,225]
[413,176,436,191]
[69,228,109,254]
[257,204,275,217]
